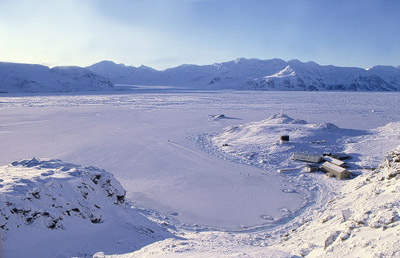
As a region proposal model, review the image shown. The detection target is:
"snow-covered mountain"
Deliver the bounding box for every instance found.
[86,58,289,89]
[0,62,114,93]
[87,58,400,91]
[2,59,399,92]
[247,60,400,91]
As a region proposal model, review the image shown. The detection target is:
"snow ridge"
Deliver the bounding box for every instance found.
[270,65,296,78]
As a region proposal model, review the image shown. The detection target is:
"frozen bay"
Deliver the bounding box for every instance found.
[0,90,399,230]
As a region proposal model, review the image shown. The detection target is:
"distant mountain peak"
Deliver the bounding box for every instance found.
[94,60,126,67]
[96,60,116,65]
[137,64,156,71]
[234,57,246,64]
[212,62,223,69]
[267,65,296,78]
[288,59,303,64]
[366,65,399,72]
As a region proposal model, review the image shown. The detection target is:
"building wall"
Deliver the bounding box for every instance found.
[291,153,322,163]
[321,162,350,180]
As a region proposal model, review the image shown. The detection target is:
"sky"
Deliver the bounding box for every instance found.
[0,0,399,70]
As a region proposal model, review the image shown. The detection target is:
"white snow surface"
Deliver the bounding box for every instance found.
[0,90,400,257]
[208,114,345,170]
[266,65,297,78]
[103,145,400,258]
[269,146,400,258]
[0,158,171,258]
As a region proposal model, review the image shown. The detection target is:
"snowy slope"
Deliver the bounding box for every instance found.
[0,158,171,258]
[0,62,114,93]
[86,58,400,91]
[271,145,400,258]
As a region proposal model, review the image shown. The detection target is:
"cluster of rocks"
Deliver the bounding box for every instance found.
[0,158,126,235]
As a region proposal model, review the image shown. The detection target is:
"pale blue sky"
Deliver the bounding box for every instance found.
[0,0,399,69]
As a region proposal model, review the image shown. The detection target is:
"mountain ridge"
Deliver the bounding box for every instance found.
[86,58,400,91]
[0,62,114,93]
[1,58,400,92]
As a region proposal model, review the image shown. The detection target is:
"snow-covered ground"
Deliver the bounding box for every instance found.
[270,146,400,258]
[101,145,400,258]
[0,158,171,258]
[0,90,400,257]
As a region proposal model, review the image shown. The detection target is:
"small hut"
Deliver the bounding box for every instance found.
[305,163,320,172]
[321,162,350,180]
[323,156,346,167]
[291,152,323,163]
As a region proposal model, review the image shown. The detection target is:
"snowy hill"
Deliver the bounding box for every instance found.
[87,58,400,91]
[0,62,114,93]
[0,158,171,258]
[206,113,348,170]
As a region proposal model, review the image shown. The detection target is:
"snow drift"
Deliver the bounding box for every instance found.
[0,158,171,258]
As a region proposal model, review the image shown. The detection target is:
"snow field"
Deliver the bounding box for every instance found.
[0,90,400,257]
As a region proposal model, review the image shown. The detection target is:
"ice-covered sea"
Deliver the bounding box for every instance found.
[1,90,399,231]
